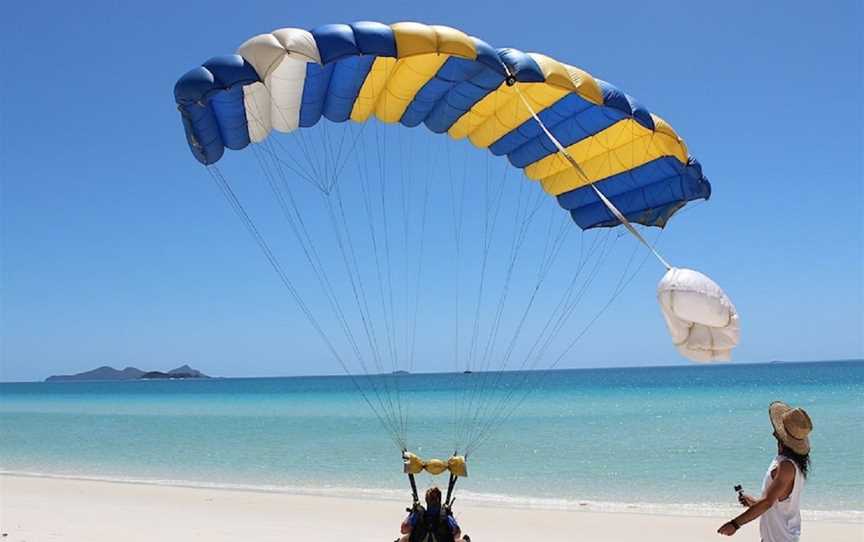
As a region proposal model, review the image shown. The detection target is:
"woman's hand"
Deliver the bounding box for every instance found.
[738,493,756,507]
[717,521,738,536]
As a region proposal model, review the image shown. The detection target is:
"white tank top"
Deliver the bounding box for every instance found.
[759,454,804,542]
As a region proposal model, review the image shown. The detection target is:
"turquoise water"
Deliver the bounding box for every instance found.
[1,361,862,519]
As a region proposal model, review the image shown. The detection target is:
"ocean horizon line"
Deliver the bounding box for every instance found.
[5,357,862,384]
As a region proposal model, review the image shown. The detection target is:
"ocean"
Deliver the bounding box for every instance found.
[1,360,861,521]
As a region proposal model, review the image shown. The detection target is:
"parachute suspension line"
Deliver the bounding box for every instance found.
[241,98,321,190]
[471,225,663,453]
[474,164,526,371]
[337,126,408,447]
[254,134,409,450]
[252,146,407,450]
[318,121,401,443]
[447,140,471,451]
[344,130,407,432]
[464,234,617,455]
[459,141,553,452]
[449,139,572,453]
[472,210,571,385]
[463,151,604,453]
[310,118,338,192]
[371,121,408,442]
[527,232,613,363]
[369,62,399,383]
[461,205,572,450]
[296,126,326,190]
[393,126,414,442]
[243,101,404,437]
[458,150,511,449]
[445,141,467,452]
[507,78,673,271]
[330,122,370,191]
[370,123,395,372]
[463,235,614,455]
[459,152,494,447]
[458,85,564,452]
[204,165,405,451]
[357,127,405,430]
[322,119,349,192]
[469,227,664,454]
[263,128,333,194]
[308,143,403,431]
[325,179,406,443]
[466,153,501,371]
[404,131,432,378]
[328,179,404,435]
[257,85,366,196]
[463,228,619,455]
[392,128,435,445]
[460,165,547,449]
[344,120,416,447]
[454,77,683,454]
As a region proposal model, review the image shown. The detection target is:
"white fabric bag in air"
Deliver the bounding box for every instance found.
[657,268,740,362]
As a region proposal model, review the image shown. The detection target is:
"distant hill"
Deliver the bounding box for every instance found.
[46,365,209,382]
[46,366,145,382]
[168,364,207,378]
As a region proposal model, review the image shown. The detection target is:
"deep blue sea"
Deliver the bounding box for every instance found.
[1,361,861,520]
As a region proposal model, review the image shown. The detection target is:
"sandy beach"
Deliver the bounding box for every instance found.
[0,474,859,542]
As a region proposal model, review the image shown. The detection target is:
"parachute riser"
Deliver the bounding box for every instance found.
[444,472,458,509]
[407,471,420,510]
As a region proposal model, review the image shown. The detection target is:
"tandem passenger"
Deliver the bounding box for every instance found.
[398,487,468,542]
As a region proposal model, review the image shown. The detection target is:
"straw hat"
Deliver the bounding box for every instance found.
[769,401,813,455]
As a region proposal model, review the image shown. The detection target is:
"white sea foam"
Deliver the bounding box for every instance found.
[3,470,861,523]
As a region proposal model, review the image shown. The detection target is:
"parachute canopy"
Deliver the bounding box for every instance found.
[657,268,740,362]
[171,21,738,462]
[174,21,711,230]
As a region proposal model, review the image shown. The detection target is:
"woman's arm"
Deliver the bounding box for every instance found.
[717,461,795,536]
[738,493,757,507]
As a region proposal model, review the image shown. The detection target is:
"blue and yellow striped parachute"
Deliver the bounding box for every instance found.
[174,21,711,230]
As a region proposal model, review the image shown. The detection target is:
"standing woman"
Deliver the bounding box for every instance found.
[718,401,813,540]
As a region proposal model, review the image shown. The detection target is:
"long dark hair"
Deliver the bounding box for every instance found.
[779,445,810,479]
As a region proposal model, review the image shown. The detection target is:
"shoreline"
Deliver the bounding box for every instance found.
[2,471,861,523]
[1,474,861,542]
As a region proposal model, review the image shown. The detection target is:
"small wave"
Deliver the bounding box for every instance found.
[2,469,861,523]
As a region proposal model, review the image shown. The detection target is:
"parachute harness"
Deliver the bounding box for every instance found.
[504,72,672,271]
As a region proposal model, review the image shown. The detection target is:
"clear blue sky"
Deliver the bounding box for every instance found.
[1,0,861,382]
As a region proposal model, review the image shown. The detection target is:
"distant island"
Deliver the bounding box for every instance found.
[46,364,210,382]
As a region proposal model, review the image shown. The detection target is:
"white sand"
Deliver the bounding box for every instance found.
[0,474,860,541]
